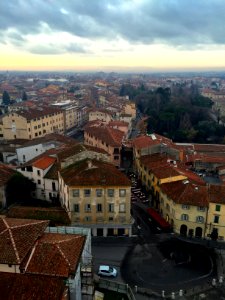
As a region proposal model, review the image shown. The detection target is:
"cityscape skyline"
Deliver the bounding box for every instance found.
[1,0,225,72]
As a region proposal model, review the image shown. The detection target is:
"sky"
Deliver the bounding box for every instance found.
[1,0,225,72]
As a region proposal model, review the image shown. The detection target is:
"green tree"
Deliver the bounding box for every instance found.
[2,90,10,105]
[6,173,35,207]
[22,91,28,101]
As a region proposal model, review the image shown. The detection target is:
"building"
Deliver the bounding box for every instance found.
[58,158,132,236]
[1,107,64,140]
[0,218,92,300]
[17,155,58,202]
[84,126,125,167]
[16,133,76,165]
[160,181,208,238]
[88,108,113,123]
[0,163,17,208]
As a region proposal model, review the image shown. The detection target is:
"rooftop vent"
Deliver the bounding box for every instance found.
[183,180,189,184]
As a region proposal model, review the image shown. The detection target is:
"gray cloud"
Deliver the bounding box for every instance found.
[1,0,225,53]
[28,42,87,55]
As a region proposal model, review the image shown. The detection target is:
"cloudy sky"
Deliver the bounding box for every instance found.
[1,0,225,71]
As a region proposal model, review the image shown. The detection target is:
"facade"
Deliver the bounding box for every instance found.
[51,101,86,132]
[207,185,225,241]
[84,126,124,167]
[160,181,208,238]
[16,133,75,165]
[58,158,132,236]
[1,107,64,140]
[123,102,136,119]
[0,164,17,208]
[17,155,58,202]
[88,109,113,123]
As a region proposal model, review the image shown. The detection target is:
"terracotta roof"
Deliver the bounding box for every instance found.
[108,120,129,127]
[89,108,113,115]
[33,156,56,170]
[0,218,49,264]
[152,164,183,180]
[44,162,59,179]
[161,181,209,207]
[24,233,85,277]
[57,143,108,162]
[18,133,76,148]
[14,107,63,121]
[0,164,17,186]
[85,126,124,147]
[60,159,131,186]
[0,272,66,300]
[132,134,172,150]
[7,206,70,226]
[193,144,225,153]
[209,185,225,204]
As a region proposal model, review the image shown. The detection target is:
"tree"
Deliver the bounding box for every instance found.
[22,91,28,101]
[2,90,10,106]
[6,173,36,207]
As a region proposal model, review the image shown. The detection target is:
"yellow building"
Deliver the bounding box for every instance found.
[84,126,124,167]
[207,185,225,241]
[137,154,186,208]
[88,109,113,123]
[59,158,132,236]
[1,107,64,140]
[123,102,136,119]
[160,181,208,238]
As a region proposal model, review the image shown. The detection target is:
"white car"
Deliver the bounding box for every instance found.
[98,265,117,277]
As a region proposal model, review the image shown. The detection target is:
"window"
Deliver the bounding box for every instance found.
[182,205,190,210]
[197,206,205,212]
[74,204,79,212]
[181,214,189,221]
[84,216,91,222]
[37,170,40,176]
[37,180,41,185]
[114,156,119,160]
[196,216,204,223]
[73,189,79,197]
[52,182,56,191]
[96,189,102,197]
[215,205,221,212]
[119,203,126,213]
[214,215,220,224]
[109,217,114,221]
[166,203,170,212]
[108,189,114,197]
[119,189,126,197]
[109,203,114,213]
[97,204,102,212]
[85,204,91,212]
[84,189,91,197]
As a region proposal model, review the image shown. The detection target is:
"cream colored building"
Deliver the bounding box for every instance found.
[123,102,136,119]
[59,158,132,236]
[206,185,225,241]
[84,126,124,167]
[160,181,208,238]
[1,107,64,140]
[51,101,84,132]
[88,109,113,123]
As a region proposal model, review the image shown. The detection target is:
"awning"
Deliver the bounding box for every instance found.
[146,208,171,230]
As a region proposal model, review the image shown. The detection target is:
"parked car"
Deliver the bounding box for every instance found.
[98,265,117,277]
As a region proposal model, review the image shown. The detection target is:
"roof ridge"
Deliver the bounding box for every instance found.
[56,244,71,267]
[3,219,20,263]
